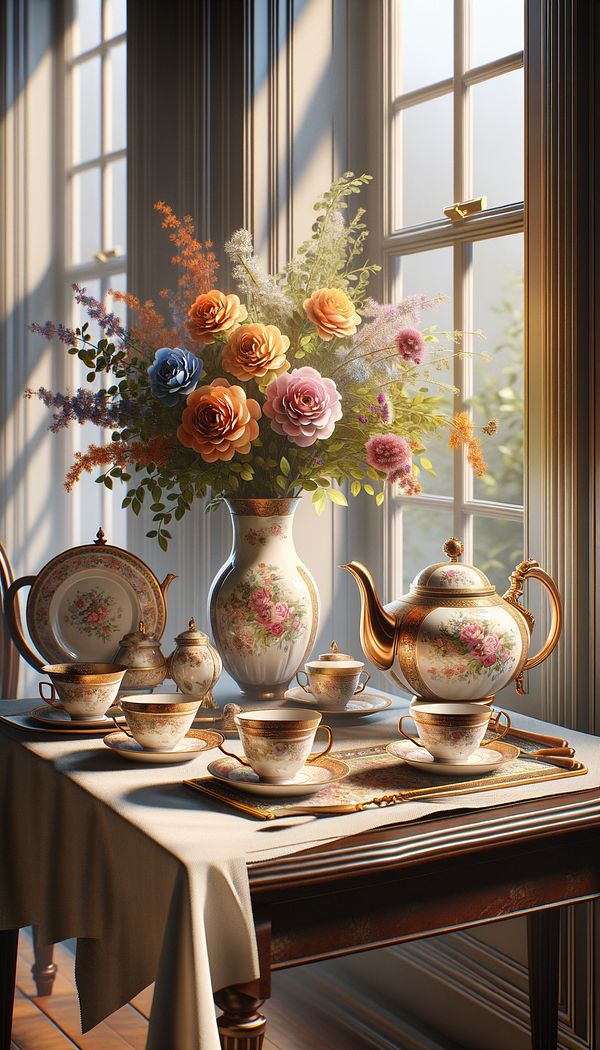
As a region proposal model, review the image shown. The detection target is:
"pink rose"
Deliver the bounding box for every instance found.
[365,434,412,474]
[460,622,485,649]
[271,601,290,623]
[270,623,284,637]
[263,366,342,447]
[88,612,99,623]
[249,587,272,611]
[74,599,84,609]
[478,634,500,667]
[256,608,272,625]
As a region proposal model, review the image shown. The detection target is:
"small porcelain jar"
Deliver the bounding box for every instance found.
[167,618,222,706]
[296,641,370,708]
[114,621,168,691]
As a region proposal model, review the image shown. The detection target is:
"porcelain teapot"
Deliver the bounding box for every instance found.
[343,538,562,704]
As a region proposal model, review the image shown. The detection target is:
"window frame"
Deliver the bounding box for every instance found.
[379,0,525,599]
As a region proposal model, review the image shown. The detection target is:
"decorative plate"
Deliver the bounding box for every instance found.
[284,686,393,719]
[0,711,115,735]
[104,728,224,764]
[27,705,124,730]
[27,544,167,664]
[386,739,520,776]
[206,755,350,796]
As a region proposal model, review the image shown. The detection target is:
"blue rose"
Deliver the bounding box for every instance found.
[148,347,203,406]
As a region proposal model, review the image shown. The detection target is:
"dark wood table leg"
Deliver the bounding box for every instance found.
[214,918,271,1050]
[31,926,57,997]
[0,929,18,1050]
[527,907,561,1050]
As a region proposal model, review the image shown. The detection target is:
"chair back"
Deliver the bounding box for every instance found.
[0,543,20,697]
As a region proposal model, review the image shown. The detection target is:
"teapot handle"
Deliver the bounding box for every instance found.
[503,560,562,695]
[4,576,45,672]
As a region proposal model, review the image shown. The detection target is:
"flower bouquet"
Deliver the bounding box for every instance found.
[28,173,491,698]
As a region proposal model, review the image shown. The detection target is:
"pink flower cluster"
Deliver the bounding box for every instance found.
[248,586,299,637]
[459,622,507,668]
[395,327,426,365]
[365,434,412,474]
[263,366,342,447]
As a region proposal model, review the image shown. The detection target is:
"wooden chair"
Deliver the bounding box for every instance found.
[0,542,57,997]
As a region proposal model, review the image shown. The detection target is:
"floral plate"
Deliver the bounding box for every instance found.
[26,544,167,664]
[386,739,520,776]
[104,728,224,764]
[206,755,350,796]
[284,686,392,719]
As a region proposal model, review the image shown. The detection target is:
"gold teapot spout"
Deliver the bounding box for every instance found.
[341,562,396,670]
[160,573,177,599]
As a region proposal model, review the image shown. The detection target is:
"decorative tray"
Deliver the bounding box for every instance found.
[185,732,587,820]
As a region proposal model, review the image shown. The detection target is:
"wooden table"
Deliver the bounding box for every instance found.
[214,787,600,1050]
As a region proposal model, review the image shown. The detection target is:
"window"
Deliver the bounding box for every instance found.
[383,0,524,596]
[65,0,127,544]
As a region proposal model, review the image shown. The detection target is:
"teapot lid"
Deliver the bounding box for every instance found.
[317,641,353,662]
[174,617,209,647]
[119,620,160,647]
[410,538,495,595]
[306,640,364,674]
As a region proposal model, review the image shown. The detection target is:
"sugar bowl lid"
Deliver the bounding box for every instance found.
[305,640,364,674]
[410,538,495,595]
[118,620,161,647]
[173,617,209,647]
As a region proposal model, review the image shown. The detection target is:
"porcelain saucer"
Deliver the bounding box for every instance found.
[386,739,520,776]
[28,705,125,730]
[206,755,350,796]
[284,686,393,719]
[103,728,224,764]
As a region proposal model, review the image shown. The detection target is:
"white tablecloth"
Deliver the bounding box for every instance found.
[1,695,599,1049]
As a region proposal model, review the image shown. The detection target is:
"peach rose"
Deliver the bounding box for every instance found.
[177,378,261,462]
[222,323,290,382]
[186,290,248,344]
[303,287,361,341]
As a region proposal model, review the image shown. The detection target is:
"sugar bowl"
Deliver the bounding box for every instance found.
[114,621,168,691]
[296,641,370,709]
[167,617,222,705]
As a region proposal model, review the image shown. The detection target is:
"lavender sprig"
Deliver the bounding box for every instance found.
[25,387,139,432]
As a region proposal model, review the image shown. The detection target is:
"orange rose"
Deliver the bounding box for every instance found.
[186,290,248,344]
[177,378,261,462]
[303,287,361,341]
[222,323,290,382]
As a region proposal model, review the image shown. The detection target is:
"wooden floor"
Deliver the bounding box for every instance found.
[11,930,381,1049]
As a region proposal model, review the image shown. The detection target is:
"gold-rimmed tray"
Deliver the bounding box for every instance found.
[27,705,125,730]
[0,710,116,736]
[23,543,170,664]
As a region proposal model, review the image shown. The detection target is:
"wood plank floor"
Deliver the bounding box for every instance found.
[11,931,381,1049]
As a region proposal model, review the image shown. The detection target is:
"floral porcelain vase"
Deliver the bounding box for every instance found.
[208,498,319,700]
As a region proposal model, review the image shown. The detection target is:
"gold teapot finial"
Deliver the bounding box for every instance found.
[138,620,147,634]
[189,617,197,632]
[443,537,463,562]
[330,641,340,654]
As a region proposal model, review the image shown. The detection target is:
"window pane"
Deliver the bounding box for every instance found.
[72,168,101,264]
[472,516,523,595]
[108,273,128,329]
[398,0,453,95]
[105,0,127,37]
[394,93,453,229]
[401,505,454,592]
[74,0,102,55]
[106,158,127,251]
[73,57,101,164]
[471,234,524,505]
[472,69,523,207]
[107,42,127,152]
[391,249,454,497]
[470,0,524,69]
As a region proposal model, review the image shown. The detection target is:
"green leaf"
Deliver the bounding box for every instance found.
[327,487,348,507]
[146,530,158,538]
[351,481,361,497]
[280,456,291,477]
[312,490,327,516]
[375,491,385,506]
[364,484,375,496]
[420,457,433,471]
[158,534,168,552]
[276,475,287,490]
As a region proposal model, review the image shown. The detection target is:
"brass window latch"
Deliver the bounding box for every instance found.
[443,196,487,221]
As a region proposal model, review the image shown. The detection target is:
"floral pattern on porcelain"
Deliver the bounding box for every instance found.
[416,721,487,759]
[48,680,121,717]
[123,710,197,750]
[421,613,519,685]
[169,647,222,696]
[217,563,307,655]
[434,566,483,589]
[64,588,122,641]
[237,731,314,779]
[244,523,287,546]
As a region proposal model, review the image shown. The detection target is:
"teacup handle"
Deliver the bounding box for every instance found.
[307,725,333,763]
[355,670,371,695]
[488,709,511,740]
[217,743,252,767]
[295,670,312,693]
[397,715,428,749]
[39,682,60,707]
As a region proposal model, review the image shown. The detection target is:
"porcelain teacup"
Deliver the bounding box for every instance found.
[39,663,127,720]
[118,693,201,751]
[296,664,370,709]
[219,708,333,784]
[397,703,510,764]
